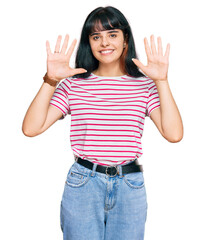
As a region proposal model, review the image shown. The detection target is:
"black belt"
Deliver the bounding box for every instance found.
[76,157,143,177]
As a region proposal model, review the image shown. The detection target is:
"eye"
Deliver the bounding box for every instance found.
[93,36,100,40]
[110,34,117,38]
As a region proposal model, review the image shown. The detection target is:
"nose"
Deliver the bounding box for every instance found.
[101,36,110,47]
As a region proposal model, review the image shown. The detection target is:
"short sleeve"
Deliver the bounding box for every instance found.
[49,78,71,119]
[146,78,161,117]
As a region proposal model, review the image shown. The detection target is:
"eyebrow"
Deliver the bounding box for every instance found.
[90,30,119,36]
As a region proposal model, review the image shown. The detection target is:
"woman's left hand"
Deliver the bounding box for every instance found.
[132,35,170,82]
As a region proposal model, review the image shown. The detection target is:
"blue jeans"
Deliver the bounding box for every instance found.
[60,160,148,240]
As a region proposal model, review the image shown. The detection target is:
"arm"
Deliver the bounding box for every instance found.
[132,35,183,142]
[22,82,63,137]
[151,80,183,142]
[22,34,87,137]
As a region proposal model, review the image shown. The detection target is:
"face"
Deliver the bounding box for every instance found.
[89,28,126,65]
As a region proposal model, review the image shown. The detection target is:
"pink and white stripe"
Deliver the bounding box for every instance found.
[50,73,160,166]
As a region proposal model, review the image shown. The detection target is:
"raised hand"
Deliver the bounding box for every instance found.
[132,35,170,82]
[46,34,87,81]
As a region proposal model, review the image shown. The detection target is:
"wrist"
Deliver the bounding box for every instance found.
[154,78,168,83]
[43,73,59,87]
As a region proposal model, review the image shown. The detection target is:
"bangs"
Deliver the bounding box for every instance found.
[75,6,145,79]
[86,11,124,35]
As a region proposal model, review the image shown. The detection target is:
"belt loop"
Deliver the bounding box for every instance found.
[74,155,78,162]
[135,158,139,165]
[91,163,97,177]
[117,165,123,178]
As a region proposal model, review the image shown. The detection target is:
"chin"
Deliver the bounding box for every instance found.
[94,52,122,65]
[96,56,121,65]
[99,59,118,64]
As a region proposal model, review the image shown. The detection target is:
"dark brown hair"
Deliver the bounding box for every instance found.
[74,6,145,78]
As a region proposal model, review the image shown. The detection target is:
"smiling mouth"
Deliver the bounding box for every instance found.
[99,50,114,55]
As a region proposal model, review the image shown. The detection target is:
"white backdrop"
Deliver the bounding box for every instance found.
[1,0,204,239]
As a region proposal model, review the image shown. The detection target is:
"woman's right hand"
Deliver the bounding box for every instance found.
[46,34,87,81]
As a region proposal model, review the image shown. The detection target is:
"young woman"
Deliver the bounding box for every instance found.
[22,6,183,240]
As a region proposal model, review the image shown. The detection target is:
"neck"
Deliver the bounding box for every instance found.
[93,63,126,77]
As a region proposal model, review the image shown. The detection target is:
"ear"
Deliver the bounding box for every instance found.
[123,33,128,41]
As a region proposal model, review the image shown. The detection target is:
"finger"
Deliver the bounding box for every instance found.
[54,35,62,53]
[66,39,77,60]
[157,37,163,56]
[61,34,69,54]
[46,40,52,56]
[132,58,146,72]
[164,43,170,59]
[144,37,152,57]
[150,35,157,55]
[71,68,87,75]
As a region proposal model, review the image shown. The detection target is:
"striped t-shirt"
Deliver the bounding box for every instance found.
[49,73,160,166]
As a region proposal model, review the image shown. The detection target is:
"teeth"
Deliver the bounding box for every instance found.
[100,50,113,53]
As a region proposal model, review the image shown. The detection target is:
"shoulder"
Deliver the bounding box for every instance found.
[140,76,157,90]
[126,74,151,81]
[58,78,72,90]
[126,75,154,87]
[66,74,94,83]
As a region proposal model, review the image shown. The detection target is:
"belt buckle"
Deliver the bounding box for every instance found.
[105,165,118,177]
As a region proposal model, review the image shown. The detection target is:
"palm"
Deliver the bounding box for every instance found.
[132,35,170,81]
[46,34,87,81]
[47,53,73,79]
